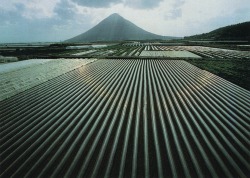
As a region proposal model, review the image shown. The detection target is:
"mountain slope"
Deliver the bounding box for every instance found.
[66,13,177,42]
[185,21,250,41]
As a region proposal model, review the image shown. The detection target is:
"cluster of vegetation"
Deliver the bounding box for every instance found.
[187,58,250,90]
[0,45,75,60]
[185,22,250,41]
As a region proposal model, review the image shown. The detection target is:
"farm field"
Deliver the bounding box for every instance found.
[0,43,249,89]
[187,59,250,90]
[72,50,97,56]
[139,50,202,58]
[0,59,53,73]
[61,44,250,59]
[0,59,249,178]
[1,42,250,59]
[0,59,96,101]
[55,44,250,89]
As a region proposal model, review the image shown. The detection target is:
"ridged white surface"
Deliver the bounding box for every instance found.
[0,59,249,178]
[0,59,96,101]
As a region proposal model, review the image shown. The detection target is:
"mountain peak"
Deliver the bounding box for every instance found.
[106,13,123,21]
[109,13,121,17]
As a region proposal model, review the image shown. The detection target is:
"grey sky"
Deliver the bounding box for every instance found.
[0,0,249,43]
[72,0,164,9]
[72,0,121,8]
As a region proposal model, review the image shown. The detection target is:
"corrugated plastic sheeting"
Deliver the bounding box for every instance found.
[0,59,249,178]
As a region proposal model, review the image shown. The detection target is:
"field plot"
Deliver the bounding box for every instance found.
[0,59,96,101]
[72,50,97,56]
[0,59,249,178]
[67,45,145,57]
[121,44,250,59]
[140,50,202,58]
[0,59,53,73]
[0,56,18,63]
[158,46,250,59]
[187,59,250,90]
[65,44,250,58]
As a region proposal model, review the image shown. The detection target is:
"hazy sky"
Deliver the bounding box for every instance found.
[1,0,250,43]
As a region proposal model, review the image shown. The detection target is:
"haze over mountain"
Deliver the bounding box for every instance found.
[185,21,250,41]
[66,13,179,42]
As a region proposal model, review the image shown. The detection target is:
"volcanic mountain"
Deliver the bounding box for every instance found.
[185,21,250,41]
[66,13,178,42]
